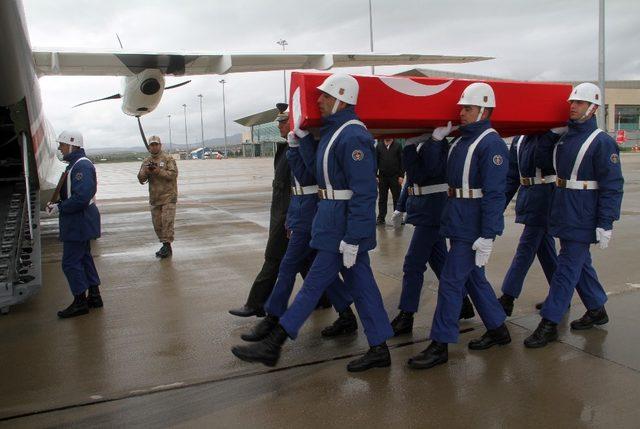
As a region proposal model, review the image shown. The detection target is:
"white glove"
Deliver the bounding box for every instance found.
[46,202,59,215]
[432,121,458,141]
[472,237,493,267]
[391,210,404,228]
[287,131,299,147]
[550,126,568,135]
[596,227,612,250]
[404,133,430,146]
[339,240,359,269]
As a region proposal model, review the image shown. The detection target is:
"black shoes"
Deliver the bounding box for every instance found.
[57,292,89,319]
[524,318,558,348]
[570,307,609,330]
[241,314,279,342]
[231,325,288,367]
[468,324,511,350]
[346,343,391,372]
[407,341,448,370]
[87,285,103,308]
[156,242,172,258]
[498,294,515,317]
[321,307,358,337]
[229,305,266,318]
[535,301,544,310]
[390,311,414,336]
[460,296,475,320]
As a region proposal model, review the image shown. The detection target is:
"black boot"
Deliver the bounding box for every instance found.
[524,318,558,348]
[229,305,266,318]
[241,315,279,342]
[321,307,358,337]
[498,294,515,317]
[468,324,511,350]
[156,242,172,258]
[57,292,89,319]
[231,324,288,367]
[346,342,391,372]
[87,285,103,308]
[459,296,476,320]
[390,311,414,336]
[570,307,609,330]
[535,301,544,310]
[407,341,448,370]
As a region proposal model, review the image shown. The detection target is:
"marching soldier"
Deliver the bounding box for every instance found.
[138,136,178,258]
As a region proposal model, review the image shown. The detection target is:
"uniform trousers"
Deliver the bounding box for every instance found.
[501,225,557,298]
[62,240,101,295]
[541,240,608,323]
[430,240,506,343]
[151,203,176,243]
[279,250,393,346]
[265,230,352,317]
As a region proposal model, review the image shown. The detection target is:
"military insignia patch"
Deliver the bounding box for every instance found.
[352,150,364,161]
[492,154,503,166]
[159,161,165,167]
[610,153,619,164]
[75,172,83,180]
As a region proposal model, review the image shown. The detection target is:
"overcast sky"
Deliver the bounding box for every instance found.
[23,0,640,150]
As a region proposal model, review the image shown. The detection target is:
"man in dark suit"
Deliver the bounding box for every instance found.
[376,138,403,224]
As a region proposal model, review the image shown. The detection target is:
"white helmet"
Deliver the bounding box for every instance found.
[317,73,359,105]
[56,130,84,148]
[457,82,496,108]
[568,82,601,106]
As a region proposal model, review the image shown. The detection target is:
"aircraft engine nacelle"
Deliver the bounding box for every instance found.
[121,69,165,117]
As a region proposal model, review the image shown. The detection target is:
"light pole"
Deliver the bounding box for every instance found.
[597,0,605,129]
[219,79,228,156]
[167,114,173,153]
[368,0,375,75]
[197,94,205,151]
[182,103,190,156]
[276,39,288,102]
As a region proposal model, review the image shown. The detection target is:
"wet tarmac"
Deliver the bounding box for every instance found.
[1,155,639,428]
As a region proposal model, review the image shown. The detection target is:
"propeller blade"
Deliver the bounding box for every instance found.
[165,80,191,90]
[73,93,122,108]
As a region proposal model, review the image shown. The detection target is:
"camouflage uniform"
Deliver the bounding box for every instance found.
[138,152,178,243]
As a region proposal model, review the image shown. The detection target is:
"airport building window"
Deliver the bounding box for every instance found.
[253,123,285,143]
[615,105,640,130]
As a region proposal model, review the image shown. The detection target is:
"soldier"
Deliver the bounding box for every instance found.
[232,74,394,372]
[524,82,624,348]
[137,136,178,258]
[46,130,102,318]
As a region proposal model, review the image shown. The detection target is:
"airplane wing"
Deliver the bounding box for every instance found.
[32,49,492,77]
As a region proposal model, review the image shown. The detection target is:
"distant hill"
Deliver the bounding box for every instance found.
[86,133,243,155]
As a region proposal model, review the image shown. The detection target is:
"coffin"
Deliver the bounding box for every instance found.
[289,72,572,138]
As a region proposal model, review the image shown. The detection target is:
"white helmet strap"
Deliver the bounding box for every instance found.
[331,98,341,115]
[578,103,597,122]
[476,106,485,122]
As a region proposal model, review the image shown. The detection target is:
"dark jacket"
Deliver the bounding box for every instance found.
[264,142,291,258]
[376,140,404,178]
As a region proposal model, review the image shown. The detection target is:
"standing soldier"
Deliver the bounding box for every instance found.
[232,74,394,372]
[138,136,178,258]
[524,82,624,348]
[407,82,510,370]
[46,130,102,318]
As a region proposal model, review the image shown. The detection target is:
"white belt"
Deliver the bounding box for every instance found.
[556,178,599,190]
[291,185,319,196]
[318,188,353,200]
[520,175,557,186]
[448,187,484,199]
[408,183,449,196]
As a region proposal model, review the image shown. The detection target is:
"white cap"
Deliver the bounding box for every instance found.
[457,82,496,108]
[568,82,602,106]
[317,73,359,105]
[56,130,84,148]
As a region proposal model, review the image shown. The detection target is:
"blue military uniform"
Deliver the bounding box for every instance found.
[430,119,508,343]
[263,136,352,318]
[278,107,393,346]
[58,149,101,296]
[501,132,561,299]
[540,116,623,323]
